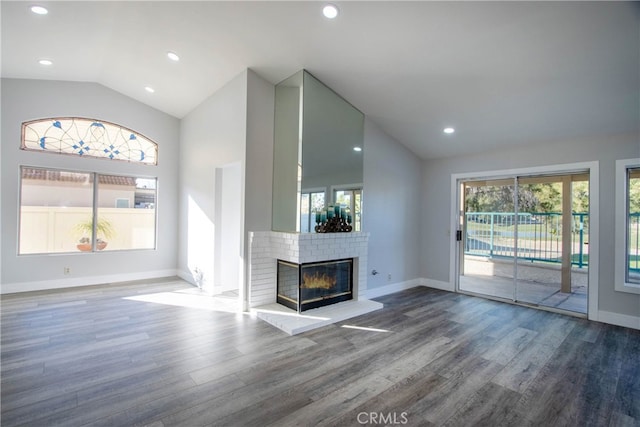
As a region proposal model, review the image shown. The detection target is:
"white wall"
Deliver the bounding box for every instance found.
[178,68,274,304]
[421,133,640,318]
[0,78,180,292]
[178,70,248,293]
[363,119,422,290]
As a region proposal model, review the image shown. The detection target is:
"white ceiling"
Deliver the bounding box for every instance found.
[2,1,638,159]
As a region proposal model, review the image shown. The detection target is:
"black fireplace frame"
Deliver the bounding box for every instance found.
[277,258,353,312]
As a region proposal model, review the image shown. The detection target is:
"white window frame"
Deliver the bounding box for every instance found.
[614,158,640,294]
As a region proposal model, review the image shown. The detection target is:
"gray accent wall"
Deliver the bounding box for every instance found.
[363,119,422,289]
[421,133,640,317]
[0,78,180,290]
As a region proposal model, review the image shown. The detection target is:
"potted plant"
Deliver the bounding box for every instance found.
[75,217,115,251]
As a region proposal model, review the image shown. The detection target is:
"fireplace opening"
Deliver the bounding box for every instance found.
[277,258,353,312]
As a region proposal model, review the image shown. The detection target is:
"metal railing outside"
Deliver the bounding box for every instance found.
[630,213,640,274]
[464,212,589,268]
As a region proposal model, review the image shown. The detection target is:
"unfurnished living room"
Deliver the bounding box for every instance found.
[1,1,639,426]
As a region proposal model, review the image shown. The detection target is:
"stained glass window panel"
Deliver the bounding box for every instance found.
[21,118,158,165]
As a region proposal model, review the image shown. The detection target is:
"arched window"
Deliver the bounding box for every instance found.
[21,117,158,165]
[18,118,158,255]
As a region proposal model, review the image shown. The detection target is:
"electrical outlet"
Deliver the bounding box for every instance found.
[64,267,71,275]
[387,273,392,281]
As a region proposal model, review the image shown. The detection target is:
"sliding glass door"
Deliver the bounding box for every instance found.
[460,179,517,300]
[458,172,589,314]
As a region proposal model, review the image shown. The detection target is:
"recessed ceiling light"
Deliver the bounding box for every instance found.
[30,5,48,15]
[167,51,180,62]
[145,86,155,93]
[443,127,455,134]
[38,59,53,66]
[353,146,362,152]
[323,4,339,19]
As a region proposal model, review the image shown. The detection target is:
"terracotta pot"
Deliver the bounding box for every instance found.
[77,242,108,251]
[77,243,91,252]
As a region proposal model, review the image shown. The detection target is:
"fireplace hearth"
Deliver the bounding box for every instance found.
[277,258,353,312]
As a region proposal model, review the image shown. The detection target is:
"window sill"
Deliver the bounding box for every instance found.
[614,281,640,295]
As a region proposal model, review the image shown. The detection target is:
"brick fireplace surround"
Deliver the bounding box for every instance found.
[248,231,383,334]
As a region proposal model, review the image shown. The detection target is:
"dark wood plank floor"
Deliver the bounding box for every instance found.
[1,278,639,426]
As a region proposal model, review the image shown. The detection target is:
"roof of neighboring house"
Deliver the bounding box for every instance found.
[21,168,136,186]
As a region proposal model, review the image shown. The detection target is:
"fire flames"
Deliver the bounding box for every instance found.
[301,271,336,289]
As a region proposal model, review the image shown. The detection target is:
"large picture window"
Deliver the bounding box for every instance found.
[615,158,640,293]
[19,167,157,254]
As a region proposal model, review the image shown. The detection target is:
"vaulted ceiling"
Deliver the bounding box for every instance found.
[2,1,638,159]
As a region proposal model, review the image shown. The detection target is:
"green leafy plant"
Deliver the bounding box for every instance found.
[75,217,115,243]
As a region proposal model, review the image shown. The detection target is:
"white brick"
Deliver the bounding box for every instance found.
[249,231,368,307]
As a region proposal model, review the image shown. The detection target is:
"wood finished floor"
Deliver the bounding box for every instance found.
[1,278,639,427]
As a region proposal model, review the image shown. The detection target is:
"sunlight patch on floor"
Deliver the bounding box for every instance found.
[253,299,384,335]
[124,287,240,313]
[341,324,392,333]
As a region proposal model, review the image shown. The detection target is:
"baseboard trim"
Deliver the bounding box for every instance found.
[363,278,423,299]
[423,278,455,292]
[597,310,640,330]
[1,269,178,294]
